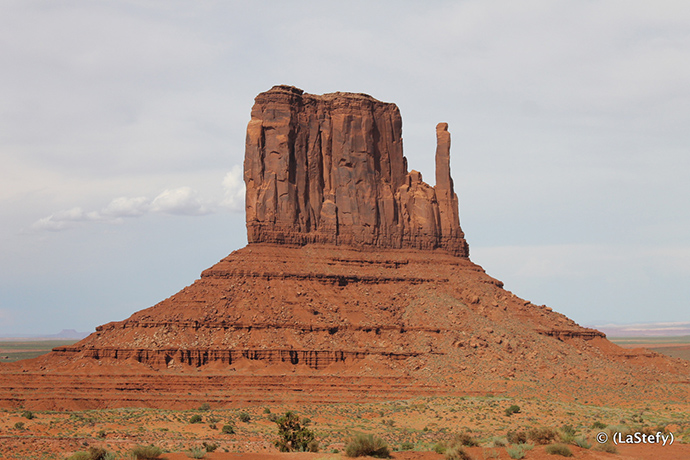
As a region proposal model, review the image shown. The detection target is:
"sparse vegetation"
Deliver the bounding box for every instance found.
[505,404,521,416]
[445,445,473,460]
[21,410,34,420]
[274,411,318,452]
[130,445,163,459]
[13,422,24,430]
[545,443,573,456]
[65,447,108,460]
[221,423,235,434]
[189,414,202,424]
[187,447,205,459]
[238,411,251,423]
[345,433,390,458]
[506,445,527,459]
[573,436,591,448]
[198,403,211,411]
[591,421,606,429]
[452,432,479,447]
[528,426,557,445]
[400,441,414,450]
[507,430,527,444]
[593,441,618,453]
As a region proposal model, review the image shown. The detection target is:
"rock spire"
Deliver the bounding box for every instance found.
[244,85,469,256]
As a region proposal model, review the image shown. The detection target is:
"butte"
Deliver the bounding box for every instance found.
[0,85,687,410]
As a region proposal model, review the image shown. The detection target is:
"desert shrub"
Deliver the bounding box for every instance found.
[506,445,526,459]
[65,448,109,460]
[130,445,163,460]
[21,410,34,420]
[591,421,606,429]
[573,436,591,449]
[400,441,414,451]
[593,441,617,454]
[96,430,107,439]
[453,432,479,447]
[491,436,506,447]
[189,414,202,424]
[221,423,235,434]
[263,407,272,414]
[505,405,521,416]
[482,448,499,459]
[65,453,91,460]
[238,411,251,423]
[445,445,473,460]
[527,427,557,445]
[545,444,573,457]
[198,403,210,411]
[507,430,527,444]
[433,442,447,454]
[274,411,318,452]
[345,433,390,458]
[202,442,218,452]
[187,447,205,459]
[13,422,25,430]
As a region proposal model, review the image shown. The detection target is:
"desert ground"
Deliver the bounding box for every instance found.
[1,391,689,459]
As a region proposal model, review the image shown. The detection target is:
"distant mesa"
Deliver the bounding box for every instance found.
[0,86,687,411]
[245,85,468,256]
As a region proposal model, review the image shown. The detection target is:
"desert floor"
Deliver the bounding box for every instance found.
[1,394,689,460]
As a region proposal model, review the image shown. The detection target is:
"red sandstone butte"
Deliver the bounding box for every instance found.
[0,86,687,411]
[244,85,468,256]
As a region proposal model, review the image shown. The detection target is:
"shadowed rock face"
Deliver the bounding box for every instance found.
[244,85,469,256]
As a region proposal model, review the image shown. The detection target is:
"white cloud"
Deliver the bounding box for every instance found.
[221,165,245,211]
[150,187,210,216]
[30,168,245,232]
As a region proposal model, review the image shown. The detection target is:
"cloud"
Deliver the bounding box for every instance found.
[30,169,244,231]
[221,165,245,211]
[150,187,210,216]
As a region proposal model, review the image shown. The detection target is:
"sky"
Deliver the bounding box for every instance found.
[1,1,689,336]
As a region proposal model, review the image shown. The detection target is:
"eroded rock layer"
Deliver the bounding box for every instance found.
[245,85,468,256]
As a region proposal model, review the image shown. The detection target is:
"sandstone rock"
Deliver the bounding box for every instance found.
[244,85,469,256]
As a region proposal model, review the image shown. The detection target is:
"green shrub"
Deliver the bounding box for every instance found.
[221,424,235,434]
[263,407,272,414]
[453,432,479,447]
[507,430,527,444]
[593,441,617,453]
[189,414,202,424]
[505,405,521,416]
[591,421,606,429]
[491,437,506,447]
[198,403,211,411]
[528,427,557,445]
[506,445,526,459]
[573,436,591,449]
[445,445,473,460]
[433,442,447,454]
[545,444,573,457]
[274,411,318,452]
[65,453,91,460]
[96,430,106,439]
[482,448,499,459]
[65,447,109,460]
[400,441,414,451]
[187,447,206,459]
[130,445,163,460]
[345,433,390,458]
[202,442,218,453]
[21,410,34,420]
[238,411,251,423]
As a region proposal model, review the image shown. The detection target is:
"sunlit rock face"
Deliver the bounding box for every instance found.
[244,85,468,257]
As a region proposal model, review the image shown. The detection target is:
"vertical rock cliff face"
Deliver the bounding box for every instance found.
[244,85,469,256]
